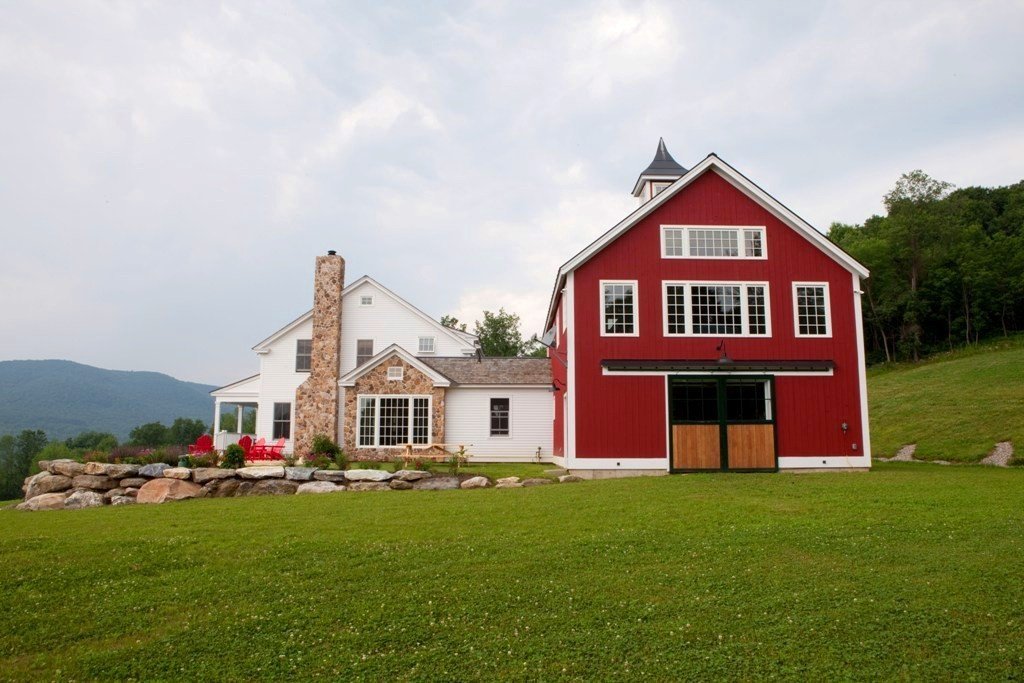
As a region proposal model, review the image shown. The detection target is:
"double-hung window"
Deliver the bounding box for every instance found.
[356,339,374,366]
[662,226,766,259]
[490,398,510,436]
[272,403,291,439]
[793,283,831,337]
[663,282,771,337]
[357,396,431,447]
[295,339,312,372]
[601,280,638,336]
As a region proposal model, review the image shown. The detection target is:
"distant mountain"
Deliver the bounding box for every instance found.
[0,360,216,441]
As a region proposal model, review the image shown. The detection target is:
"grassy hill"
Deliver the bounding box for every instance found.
[867,336,1024,461]
[0,360,215,440]
[2,464,1022,679]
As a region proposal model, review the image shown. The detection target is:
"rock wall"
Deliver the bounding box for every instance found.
[294,252,345,458]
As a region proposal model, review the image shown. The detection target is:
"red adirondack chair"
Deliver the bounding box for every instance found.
[265,438,286,460]
[237,435,253,455]
[188,434,214,455]
[248,437,267,459]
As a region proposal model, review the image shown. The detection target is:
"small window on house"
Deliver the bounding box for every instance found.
[387,366,404,381]
[602,281,637,336]
[490,398,510,436]
[661,226,766,259]
[272,403,291,440]
[794,283,831,336]
[651,181,671,197]
[418,336,435,354]
[360,295,374,306]
[295,339,312,372]
[690,228,739,257]
[743,229,764,258]
[356,339,373,366]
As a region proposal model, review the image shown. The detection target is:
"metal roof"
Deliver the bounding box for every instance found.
[640,137,687,176]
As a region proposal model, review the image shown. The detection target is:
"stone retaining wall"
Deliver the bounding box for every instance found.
[16,459,582,511]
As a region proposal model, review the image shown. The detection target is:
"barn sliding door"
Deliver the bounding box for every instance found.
[669,377,777,472]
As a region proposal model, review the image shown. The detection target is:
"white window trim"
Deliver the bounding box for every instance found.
[792,281,832,338]
[387,366,404,381]
[489,396,512,438]
[356,394,432,448]
[417,336,436,354]
[359,294,375,306]
[661,280,772,338]
[599,279,640,338]
[356,339,374,366]
[660,225,768,260]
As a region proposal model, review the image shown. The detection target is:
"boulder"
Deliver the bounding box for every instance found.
[495,481,524,489]
[389,479,413,490]
[25,472,72,499]
[233,481,254,497]
[196,481,220,498]
[412,476,459,490]
[522,478,553,487]
[16,492,68,511]
[285,467,316,481]
[297,481,343,494]
[250,479,299,496]
[136,478,203,504]
[344,469,393,482]
[110,495,136,506]
[119,477,147,489]
[392,469,432,482]
[103,488,126,502]
[139,463,170,478]
[193,468,235,484]
[36,460,51,472]
[213,479,241,498]
[72,474,117,491]
[65,490,106,509]
[237,466,285,480]
[348,481,390,492]
[558,474,585,483]
[496,476,521,486]
[162,467,192,480]
[312,470,348,482]
[84,462,141,478]
[123,487,140,497]
[460,476,491,489]
[48,459,86,477]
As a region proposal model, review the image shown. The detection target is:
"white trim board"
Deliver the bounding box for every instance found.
[338,344,451,387]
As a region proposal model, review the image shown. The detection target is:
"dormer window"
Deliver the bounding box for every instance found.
[651,181,672,197]
[662,226,766,260]
[360,295,374,306]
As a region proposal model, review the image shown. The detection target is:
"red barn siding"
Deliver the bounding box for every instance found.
[571,169,864,461]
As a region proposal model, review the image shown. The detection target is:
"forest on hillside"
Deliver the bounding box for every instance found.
[829,172,1024,363]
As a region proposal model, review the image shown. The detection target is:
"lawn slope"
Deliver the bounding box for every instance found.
[868,337,1024,461]
[2,464,1023,680]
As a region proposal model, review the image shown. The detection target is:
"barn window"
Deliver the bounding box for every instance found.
[601,281,638,336]
[663,282,771,337]
[295,339,312,372]
[490,398,510,436]
[793,283,831,337]
[661,226,766,259]
[357,396,431,447]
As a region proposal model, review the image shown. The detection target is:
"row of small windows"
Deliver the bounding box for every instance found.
[297,337,436,372]
[662,226,765,259]
[601,281,831,338]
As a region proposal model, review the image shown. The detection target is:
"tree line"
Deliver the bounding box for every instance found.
[830,171,1024,363]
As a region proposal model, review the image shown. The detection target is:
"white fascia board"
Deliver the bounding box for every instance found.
[631,173,684,197]
[210,374,261,396]
[337,343,451,387]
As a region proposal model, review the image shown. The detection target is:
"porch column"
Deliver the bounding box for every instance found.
[213,399,221,434]
[236,404,244,433]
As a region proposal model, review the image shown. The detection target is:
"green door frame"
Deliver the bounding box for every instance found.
[667,375,779,473]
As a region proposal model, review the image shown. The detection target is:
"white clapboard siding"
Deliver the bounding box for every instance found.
[444,387,553,461]
[255,317,312,453]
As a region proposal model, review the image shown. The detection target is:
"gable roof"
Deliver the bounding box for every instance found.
[337,344,452,387]
[210,374,260,397]
[420,357,552,385]
[546,153,870,330]
[253,275,477,352]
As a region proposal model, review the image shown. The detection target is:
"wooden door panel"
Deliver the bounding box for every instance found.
[726,424,776,469]
[672,425,721,470]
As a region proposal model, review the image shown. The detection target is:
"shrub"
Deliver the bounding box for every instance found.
[411,457,435,473]
[189,452,218,468]
[147,446,185,466]
[334,449,349,471]
[389,456,405,472]
[311,434,341,458]
[446,446,469,476]
[308,455,333,470]
[222,444,245,469]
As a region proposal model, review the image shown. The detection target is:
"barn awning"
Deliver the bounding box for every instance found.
[601,359,835,373]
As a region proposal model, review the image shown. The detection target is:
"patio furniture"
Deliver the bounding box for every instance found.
[188,434,214,455]
[248,437,267,459]
[237,435,253,455]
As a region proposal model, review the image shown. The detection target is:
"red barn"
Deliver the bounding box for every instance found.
[545,141,871,474]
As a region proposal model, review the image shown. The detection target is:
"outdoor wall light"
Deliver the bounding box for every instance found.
[841,421,849,434]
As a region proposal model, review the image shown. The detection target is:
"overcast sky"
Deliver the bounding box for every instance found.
[2,1,1022,385]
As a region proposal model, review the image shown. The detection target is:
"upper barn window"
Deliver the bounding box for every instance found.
[793,283,832,337]
[661,226,766,259]
[600,280,638,336]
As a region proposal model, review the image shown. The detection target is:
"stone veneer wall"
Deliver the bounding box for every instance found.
[342,354,445,458]
[293,253,345,457]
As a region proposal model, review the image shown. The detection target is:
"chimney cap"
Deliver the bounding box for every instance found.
[327,250,337,255]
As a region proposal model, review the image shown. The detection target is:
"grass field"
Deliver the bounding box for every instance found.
[2,463,1023,680]
[868,335,1024,461]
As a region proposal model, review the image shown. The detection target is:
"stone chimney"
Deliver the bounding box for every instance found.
[293,251,344,457]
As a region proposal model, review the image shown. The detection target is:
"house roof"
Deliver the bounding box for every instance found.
[252,274,477,352]
[421,356,552,385]
[210,374,260,397]
[545,153,871,330]
[631,138,687,196]
[338,344,452,387]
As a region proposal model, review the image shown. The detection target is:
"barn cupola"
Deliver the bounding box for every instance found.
[631,138,687,204]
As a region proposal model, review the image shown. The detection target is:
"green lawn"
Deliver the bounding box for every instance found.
[868,335,1024,461]
[2,463,1023,680]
